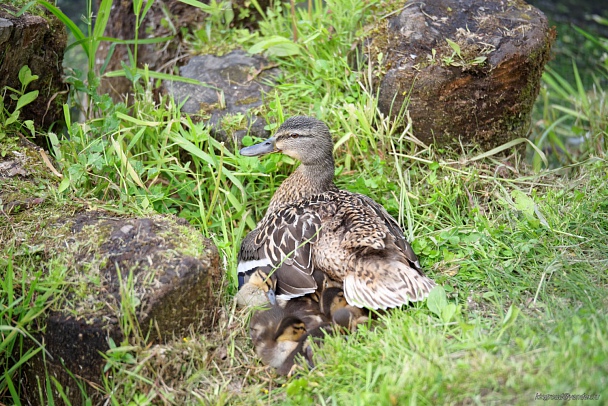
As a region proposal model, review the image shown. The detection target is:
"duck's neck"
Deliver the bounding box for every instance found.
[267,161,337,213]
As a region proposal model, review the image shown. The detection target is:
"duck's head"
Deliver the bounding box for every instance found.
[240,116,333,166]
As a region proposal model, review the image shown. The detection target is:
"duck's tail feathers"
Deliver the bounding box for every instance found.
[343,257,436,310]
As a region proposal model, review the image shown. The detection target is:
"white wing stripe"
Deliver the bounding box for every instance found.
[237,258,272,274]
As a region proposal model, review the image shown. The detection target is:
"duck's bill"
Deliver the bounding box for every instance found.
[266,289,277,306]
[240,137,277,157]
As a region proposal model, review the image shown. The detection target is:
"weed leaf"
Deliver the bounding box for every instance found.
[427,285,448,318]
[15,91,38,112]
[511,190,535,216]
[18,65,38,88]
[248,35,300,57]
[446,38,461,57]
[441,303,457,323]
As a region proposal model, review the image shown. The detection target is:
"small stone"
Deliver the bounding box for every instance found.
[164,50,279,145]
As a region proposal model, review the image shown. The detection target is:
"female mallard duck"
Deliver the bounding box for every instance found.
[238,116,435,310]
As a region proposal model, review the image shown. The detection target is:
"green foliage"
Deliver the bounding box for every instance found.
[38,0,110,76]
[531,24,607,169]
[253,0,374,116]
[441,38,488,69]
[573,19,608,74]
[0,254,61,400]
[0,66,39,145]
[180,0,234,42]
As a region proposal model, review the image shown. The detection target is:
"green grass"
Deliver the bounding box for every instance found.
[1,0,608,404]
[285,157,608,405]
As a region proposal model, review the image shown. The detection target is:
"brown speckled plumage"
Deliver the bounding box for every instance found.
[238,116,436,310]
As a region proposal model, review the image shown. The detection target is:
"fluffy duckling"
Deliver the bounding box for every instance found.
[238,116,436,310]
[249,297,330,375]
[235,267,276,308]
[321,287,369,331]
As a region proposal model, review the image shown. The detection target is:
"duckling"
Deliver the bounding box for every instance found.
[276,322,332,376]
[236,263,339,308]
[235,267,276,308]
[238,116,436,310]
[249,298,330,375]
[321,287,369,331]
[250,312,307,374]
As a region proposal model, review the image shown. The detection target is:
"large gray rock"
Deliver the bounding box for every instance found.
[366,0,554,150]
[165,50,279,145]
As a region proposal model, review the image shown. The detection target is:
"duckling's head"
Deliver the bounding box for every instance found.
[250,309,307,369]
[240,116,333,166]
[235,268,277,307]
[321,287,369,331]
[320,287,348,317]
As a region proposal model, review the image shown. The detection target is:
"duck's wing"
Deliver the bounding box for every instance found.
[333,192,436,309]
[238,206,321,300]
[358,194,422,270]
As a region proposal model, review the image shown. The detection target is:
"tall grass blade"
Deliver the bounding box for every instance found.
[37,0,88,55]
[93,0,113,54]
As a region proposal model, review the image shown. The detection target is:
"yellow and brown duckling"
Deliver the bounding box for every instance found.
[320,287,369,331]
[235,267,276,308]
[249,297,331,375]
[237,116,436,310]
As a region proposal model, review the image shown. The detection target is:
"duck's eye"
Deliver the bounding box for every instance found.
[290,133,298,139]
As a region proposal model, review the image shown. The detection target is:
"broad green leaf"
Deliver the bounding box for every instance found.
[511,190,535,217]
[248,35,300,57]
[58,177,71,193]
[23,120,35,137]
[446,38,461,57]
[15,91,38,111]
[502,304,520,327]
[5,111,19,126]
[241,135,253,146]
[18,65,38,88]
[441,303,457,323]
[426,285,448,318]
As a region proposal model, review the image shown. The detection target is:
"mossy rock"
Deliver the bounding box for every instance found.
[365,0,555,151]
[1,135,222,405]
